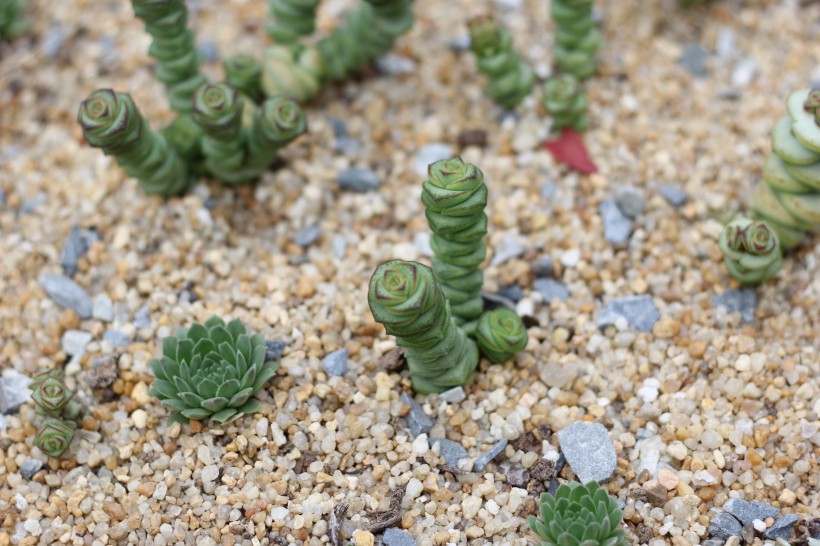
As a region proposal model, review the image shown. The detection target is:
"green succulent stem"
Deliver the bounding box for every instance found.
[719,218,783,285]
[192,83,250,185]
[551,0,601,80]
[262,45,323,104]
[224,54,265,103]
[422,157,488,325]
[749,89,820,251]
[246,96,307,174]
[475,308,528,363]
[267,0,320,44]
[468,16,535,109]
[543,73,589,133]
[78,89,190,196]
[0,0,27,41]
[132,0,208,114]
[28,369,79,458]
[368,260,479,394]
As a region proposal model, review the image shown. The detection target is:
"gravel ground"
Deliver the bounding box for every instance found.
[0,0,818,545]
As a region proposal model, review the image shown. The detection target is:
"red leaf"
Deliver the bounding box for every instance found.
[543,128,598,174]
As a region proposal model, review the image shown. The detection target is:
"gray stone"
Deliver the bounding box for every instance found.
[658,183,688,208]
[599,199,632,244]
[540,181,557,201]
[61,226,98,277]
[413,143,453,177]
[532,255,553,277]
[708,513,743,540]
[92,294,114,322]
[41,26,67,59]
[716,28,735,59]
[0,370,32,414]
[493,0,523,8]
[322,349,348,377]
[103,329,131,348]
[499,461,530,487]
[533,278,569,303]
[375,55,417,75]
[429,438,468,467]
[61,330,93,359]
[491,235,524,266]
[197,41,220,63]
[498,284,523,303]
[557,421,617,483]
[338,168,380,192]
[401,392,434,437]
[383,528,417,546]
[39,275,93,318]
[133,306,150,329]
[334,137,362,155]
[680,43,709,77]
[473,439,508,472]
[598,295,660,332]
[293,224,320,247]
[613,186,646,219]
[265,340,286,361]
[20,459,43,480]
[723,498,779,526]
[732,57,757,88]
[713,289,758,324]
[329,117,347,138]
[438,386,466,404]
[763,514,799,540]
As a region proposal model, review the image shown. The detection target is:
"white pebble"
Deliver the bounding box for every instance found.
[201,465,219,483]
[560,248,580,267]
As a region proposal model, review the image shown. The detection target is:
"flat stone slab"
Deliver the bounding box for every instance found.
[429,438,468,467]
[713,289,757,324]
[557,422,617,483]
[722,498,779,526]
[598,295,660,332]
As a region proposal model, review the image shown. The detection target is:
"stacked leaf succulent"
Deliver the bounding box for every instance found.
[262,45,324,104]
[0,0,26,41]
[148,317,279,424]
[528,481,628,546]
[267,0,320,45]
[467,16,535,109]
[718,218,782,285]
[543,73,589,132]
[551,0,601,81]
[28,369,80,458]
[475,308,529,363]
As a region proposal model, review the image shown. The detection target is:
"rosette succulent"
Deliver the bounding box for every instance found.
[476,308,529,363]
[192,83,249,184]
[267,0,320,44]
[34,417,77,459]
[528,481,627,546]
[28,369,80,458]
[544,73,589,132]
[224,54,265,103]
[148,317,279,424]
[719,218,783,285]
[246,96,307,173]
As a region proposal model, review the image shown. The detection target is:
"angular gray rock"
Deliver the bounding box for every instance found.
[293,224,321,247]
[490,235,524,267]
[338,168,380,192]
[763,514,799,540]
[401,391,434,437]
[532,255,554,277]
[533,278,569,303]
[613,186,646,219]
[599,199,632,245]
[20,459,43,480]
[438,386,466,404]
[722,498,779,526]
[598,295,660,332]
[103,329,131,348]
[383,528,417,546]
[61,330,93,359]
[708,513,743,540]
[0,370,32,414]
[713,289,758,324]
[61,226,99,278]
[92,294,114,322]
[499,461,530,487]
[322,349,349,377]
[657,183,688,208]
[429,438,468,467]
[40,274,93,318]
[265,340,286,362]
[557,422,617,483]
[680,43,709,77]
[473,439,508,472]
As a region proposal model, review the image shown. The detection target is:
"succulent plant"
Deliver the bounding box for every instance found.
[528,481,628,546]
[750,88,820,251]
[551,0,601,81]
[28,369,80,458]
[267,0,321,44]
[245,96,307,173]
[467,16,535,109]
[719,218,783,285]
[262,45,324,104]
[543,73,589,132]
[368,260,479,394]
[78,89,191,196]
[132,0,207,114]
[475,308,528,363]
[0,0,26,41]
[192,83,249,184]
[224,54,265,103]
[34,416,77,458]
[148,317,280,424]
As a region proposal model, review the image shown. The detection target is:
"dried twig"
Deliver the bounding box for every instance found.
[329,502,349,546]
[365,487,405,533]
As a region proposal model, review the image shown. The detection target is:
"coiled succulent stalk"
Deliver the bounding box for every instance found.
[422,157,488,325]
[719,218,782,285]
[368,260,479,394]
[224,54,265,103]
[28,369,79,458]
[192,83,250,185]
[245,96,307,174]
[750,88,820,250]
[475,308,528,363]
[267,0,320,44]
[543,73,589,132]
[262,45,324,104]
[467,16,535,109]
[78,89,190,196]
[0,0,26,41]
[131,0,207,114]
[551,0,601,80]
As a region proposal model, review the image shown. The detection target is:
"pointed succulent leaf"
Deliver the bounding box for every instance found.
[251,362,279,392]
[204,316,225,329]
[227,387,253,407]
[177,339,195,365]
[219,341,238,365]
[209,325,233,348]
[200,397,229,412]
[193,338,217,359]
[149,379,178,400]
[251,341,267,366]
[235,398,261,416]
[216,379,240,399]
[226,319,246,342]
[187,323,209,343]
[240,364,257,389]
[198,379,220,399]
[178,391,204,407]
[159,398,189,411]
[167,412,189,425]
[210,407,239,423]
[162,337,177,360]
[236,334,252,364]
[181,407,214,420]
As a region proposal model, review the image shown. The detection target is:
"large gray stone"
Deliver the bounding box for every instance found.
[401,392,434,437]
[429,438,468,467]
[763,514,799,540]
[473,439,508,472]
[713,289,757,324]
[322,349,349,377]
[599,200,632,245]
[0,370,32,414]
[40,275,93,318]
[383,528,417,546]
[708,513,743,540]
[557,422,617,483]
[722,498,779,526]
[598,295,660,332]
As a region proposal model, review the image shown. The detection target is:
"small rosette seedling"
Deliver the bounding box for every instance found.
[719,218,782,285]
[148,317,279,424]
[0,0,27,41]
[246,95,307,173]
[468,16,535,109]
[543,73,589,132]
[267,0,321,44]
[224,54,265,103]
[34,417,77,459]
[422,157,488,324]
[475,308,528,363]
[78,89,190,196]
[528,481,628,546]
[262,45,324,104]
[751,88,820,250]
[551,0,601,80]
[28,369,80,458]
[368,260,479,394]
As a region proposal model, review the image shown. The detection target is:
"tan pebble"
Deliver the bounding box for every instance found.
[466,525,484,538]
[189,420,204,433]
[131,409,148,429]
[138,481,156,497]
[747,450,762,466]
[778,489,797,505]
[432,530,453,544]
[652,319,681,339]
[352,530,374,546]
[658,468,679,490]
[725,536,741,546]
[698,487,716,502]
[103,502,127,521]
[315,472,332,483]
[667,441,687,460]
[688,341,708,358]
[295,276,317,298]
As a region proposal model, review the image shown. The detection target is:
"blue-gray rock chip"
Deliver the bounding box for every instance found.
[0,370,32,414]
[763,514,799,540]
[20,459,43,480]
[40,274,93,318]
[556,422,617,483]
[532,255,554,277]
[293,224,321,247]
[473,439,508,472]
[598,295,660,332]
[723,498,779,526]
[533,278,569,303]
[61,226,99,277]
[265,340,286,361]
[599,199,632,244]
[401,391,434,437]
[708,513,743,540]
[438,386,466,404]
[429,438,468,467]
[713,289,757,324]
[490,235,524,266]
[322,349,349,377]
[540,181,557,201]
[680,43,709,77]
[133,306,150,329]
[383,528,417,546]
[658,183,688,208]
[613,186,645,219]
[338,168,380,192]
[498,284,523,303]
[103,329,131,348]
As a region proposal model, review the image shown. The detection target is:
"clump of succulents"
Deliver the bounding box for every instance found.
[528,481,628,546]
[148,317,279,424]
[28,369,81,458]
[0,0,26,41]
[368,158,528,394]
[718,218,782,285]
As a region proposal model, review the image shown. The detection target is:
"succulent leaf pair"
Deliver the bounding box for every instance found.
[28,369,79,458]
[148,317,279,424]
[719,218,782,285]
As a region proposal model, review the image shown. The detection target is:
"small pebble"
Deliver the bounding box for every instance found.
[438,386,466,404]
[383,528,417,546]
[103,329,131,348]
[709,513,743,540]
[713,289,758,323]
[0,370,32,414]
[560,248,580,268]
[499,461,530,487]
[338,168,380,192]
[532,255,553,277]
[92,294,114,322]
[40,274,93,318]
[613,185,646,219]
[657,183,689,207]
[490,235,524,266]
[61,226,98,278]
[400,391,434,437]
[265,340,286,361]
[533,278,569,303]
[293,224,321,247]
[599,199,632,245]
[598,295,660,332]
[680,43,709,77]
[497,284,523,303]
[322,349,349,377]
[722,498,779,526]
[20,459,43,480]
[763,514,800,540]
[429,438,468,467]
[375,55,416,75]
[557,422,617,483]
[62,330,93,358]
[473,439,508,472]
[133,306,150,329]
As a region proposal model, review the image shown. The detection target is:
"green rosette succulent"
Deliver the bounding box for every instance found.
[224,54,265,103]
[0,0,26,41]
[34,416,76,458]
[192,83,250,185]
[78,89,190,196]
[544,73,589,132]
[551,0,601,80]
[475,308,528,363]
[719,218,782,285]
[245,96,307,175]
[262,45,324,104]
[148,317,279,424]
[31,376,73,417]
[131,0,207,114]
[422,157,488,325]
[368,260,479,394]
[267,0,320,44]
[528,481,628,546]
[468,16,535,109]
